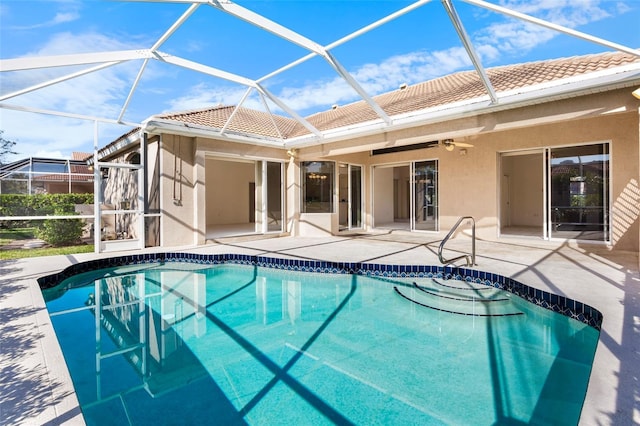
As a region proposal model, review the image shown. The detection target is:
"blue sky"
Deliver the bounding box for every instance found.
[0,0,638,162]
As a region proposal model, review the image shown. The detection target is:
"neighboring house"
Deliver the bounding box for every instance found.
[0,152,94,195]
[94,51,640,254]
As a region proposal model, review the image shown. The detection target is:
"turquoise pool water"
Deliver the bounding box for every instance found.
[43,262,599,425]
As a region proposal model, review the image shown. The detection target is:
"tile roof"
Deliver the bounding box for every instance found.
[128,50,640,147]
[296,50,640,137]
[157,106,299,139]
[71,152,92,161]
[32,173,93,182]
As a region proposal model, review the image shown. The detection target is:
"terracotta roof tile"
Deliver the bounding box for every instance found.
[112,50,639,145]
[285,50,640,137]
[71,152,92,161]
[158,106,299,139]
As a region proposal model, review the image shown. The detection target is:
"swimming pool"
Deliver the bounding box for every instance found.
[40,253,601,425]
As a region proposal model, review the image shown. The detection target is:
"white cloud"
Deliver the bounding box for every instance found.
[475,21,556,54]
[481,0,616,56]
[1,110,96,162]
[8,4,80,30]
[221,0,626,115]
[51,12,79,25]
[2,31,142,108]
[0,31,150,160]
[164,83,254,112]
[1,0,632,158]
[264,46,473,113]
[33,150,66,159]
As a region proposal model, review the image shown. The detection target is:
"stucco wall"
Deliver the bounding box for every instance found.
[148,88,638,252]
[501,153,544,228]
[205,159,254,226]
[311,89,639,251]
[160,134,197,247]
[372,166,394,226]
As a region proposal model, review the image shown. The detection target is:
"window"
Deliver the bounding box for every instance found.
[301,161,334,213]
[127,152,141,165]
[548,143,609,242]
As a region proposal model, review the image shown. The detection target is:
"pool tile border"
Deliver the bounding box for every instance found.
[38,252,603,330]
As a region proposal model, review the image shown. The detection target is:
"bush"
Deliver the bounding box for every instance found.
[0,193,93,230]
[35,203,87,246]
[37,217,84,246]
[0,193,94,217]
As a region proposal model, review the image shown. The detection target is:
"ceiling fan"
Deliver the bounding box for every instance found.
[440,138,474,151]
[371,138,474,155]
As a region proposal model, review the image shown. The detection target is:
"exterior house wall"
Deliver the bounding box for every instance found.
[372,166,394,225]
[101,88,638,253]
[205,158,254,225]
[502,154,543,228]
[193,137,288,243]
[304,88,639,251]
[160,134,197,247]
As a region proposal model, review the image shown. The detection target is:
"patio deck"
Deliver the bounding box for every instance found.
[1,232,638,425]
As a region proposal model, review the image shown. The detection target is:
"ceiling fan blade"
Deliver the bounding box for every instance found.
[455,142,474,148]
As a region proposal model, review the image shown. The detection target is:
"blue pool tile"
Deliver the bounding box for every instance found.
[37,252,603,330]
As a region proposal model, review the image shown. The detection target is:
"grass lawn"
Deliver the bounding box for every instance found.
[0,227,37,244]
[0,244,95,260]
[0,227,94,260]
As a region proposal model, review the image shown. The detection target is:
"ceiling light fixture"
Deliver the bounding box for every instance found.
[443,139,455,151]
[633,87,640,99]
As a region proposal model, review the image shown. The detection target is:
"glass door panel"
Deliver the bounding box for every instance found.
[350,165,362,229]
[413,160,438,231]
[338,164,362,230]
[548,144,609,242]
[266,161,283,232]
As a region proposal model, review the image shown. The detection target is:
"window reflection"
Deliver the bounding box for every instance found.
[549,143,609,241]
[301,161,334,213]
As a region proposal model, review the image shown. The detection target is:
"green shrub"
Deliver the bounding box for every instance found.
[0,193,93,230]
[0,193,94,217]
[36,217,84,246]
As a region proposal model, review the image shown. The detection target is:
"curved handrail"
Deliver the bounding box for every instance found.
[438,216,476,266]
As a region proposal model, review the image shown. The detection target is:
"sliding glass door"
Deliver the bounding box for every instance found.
[338,163,362,230]
[412,160,438,231]
[547,144,609,242]
[257,160,283,233]
[372,160,438,232]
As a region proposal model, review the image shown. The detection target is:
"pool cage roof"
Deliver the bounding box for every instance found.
[1,0,639,151]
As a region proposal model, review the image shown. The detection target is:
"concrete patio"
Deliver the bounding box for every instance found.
[1,232,638,425]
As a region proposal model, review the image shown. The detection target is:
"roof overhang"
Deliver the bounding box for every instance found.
[138,61,640,153]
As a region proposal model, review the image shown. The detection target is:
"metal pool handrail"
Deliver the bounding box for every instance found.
[438,216,476,266]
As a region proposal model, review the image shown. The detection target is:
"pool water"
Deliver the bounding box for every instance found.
[43,262,599,425]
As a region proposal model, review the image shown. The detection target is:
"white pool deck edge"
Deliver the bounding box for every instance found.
[1,233,639,425]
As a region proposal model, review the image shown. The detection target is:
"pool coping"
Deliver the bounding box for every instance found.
[3,234,639,425]
[39,252,603,330]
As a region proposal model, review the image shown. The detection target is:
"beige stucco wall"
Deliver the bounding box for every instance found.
[372,166,395,226]
[144,87,639,252]
[306,89,639,251]
[501,153,543,228]
[160,134,198,247]
[205,158,254,226]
